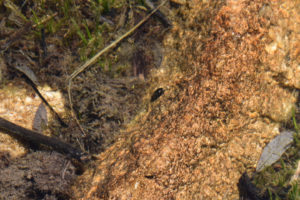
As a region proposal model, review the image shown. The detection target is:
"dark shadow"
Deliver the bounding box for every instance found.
[238,172,269,200]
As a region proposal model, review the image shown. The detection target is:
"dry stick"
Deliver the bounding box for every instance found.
[32,12,58,29]
[0,117,87,162]
[13,63,67,127]
[26,77,68,127]
[67,0,168,135]
[144,0,172,27]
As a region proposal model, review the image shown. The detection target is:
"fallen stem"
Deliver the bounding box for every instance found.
[0,117,88,162]
[24,75,68,127]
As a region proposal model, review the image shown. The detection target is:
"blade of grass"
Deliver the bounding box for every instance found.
[84,22,92,40]
[71,18,88,46]
[292,108,299,133]
[4,0,28,22]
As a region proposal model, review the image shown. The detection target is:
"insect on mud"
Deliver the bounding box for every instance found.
[151,88,164,102]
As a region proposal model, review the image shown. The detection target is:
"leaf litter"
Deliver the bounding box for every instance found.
[256,130,295,172]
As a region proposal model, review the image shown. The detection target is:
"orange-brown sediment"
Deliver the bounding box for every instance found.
[74,0,300,199]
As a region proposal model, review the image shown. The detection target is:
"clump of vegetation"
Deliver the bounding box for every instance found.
[253,109,300,199]
[1,0,146,69]
[28,0,120,61]
[1,0,169,152]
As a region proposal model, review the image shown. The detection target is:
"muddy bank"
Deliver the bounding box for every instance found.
[0,151,76,200]
[73,0,300,199]
[0,0,299,199]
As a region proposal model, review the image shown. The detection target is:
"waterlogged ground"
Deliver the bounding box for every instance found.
[0,0,300,199]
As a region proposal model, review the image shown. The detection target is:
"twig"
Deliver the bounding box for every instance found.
[0,117,88,162]
[26,77,68,127]
[32,12,58,29]
[13,62,67,127]
[67,80,87,136]
[144,0,172,27]
[67,0,168,135]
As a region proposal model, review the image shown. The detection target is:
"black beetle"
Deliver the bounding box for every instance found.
[150,88,164,102]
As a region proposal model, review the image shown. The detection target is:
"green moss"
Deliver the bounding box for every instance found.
[13,0,125,61]
[288,183,300,200]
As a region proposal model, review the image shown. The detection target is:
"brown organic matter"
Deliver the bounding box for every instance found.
[73,0,300,199]
[0,151,76,200]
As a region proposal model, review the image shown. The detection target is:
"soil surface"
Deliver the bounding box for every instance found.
[73,0,300,199]
[0,0,299,199]
[0,151,76,200]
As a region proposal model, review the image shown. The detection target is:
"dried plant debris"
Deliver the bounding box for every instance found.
[7,52,67,127]
[14,63,39,86]
[132,40,163,79]
[239,94,300,199]
[256,130,295,172]
[144,0,172,27]
[32,103,48,133]
[240,143,299,199]
[70,71,146,154]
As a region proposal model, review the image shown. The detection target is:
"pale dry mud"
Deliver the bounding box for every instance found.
[73,0,300,199]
